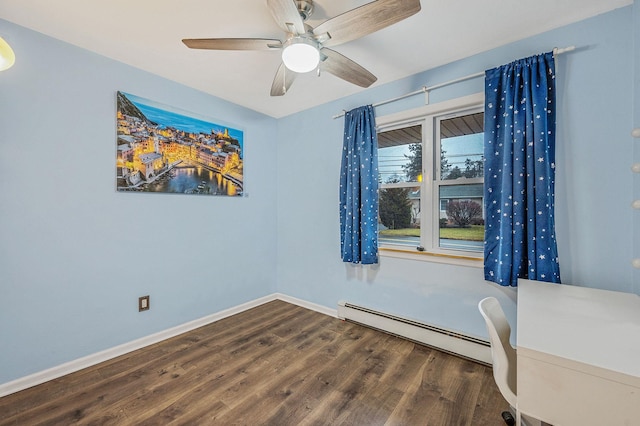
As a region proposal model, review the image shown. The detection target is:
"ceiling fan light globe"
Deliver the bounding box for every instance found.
[0,37,16,71]
[282,41,319,73]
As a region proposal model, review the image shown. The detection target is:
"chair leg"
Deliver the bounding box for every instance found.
[501,410,515,425]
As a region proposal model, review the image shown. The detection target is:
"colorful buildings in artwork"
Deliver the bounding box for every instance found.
[116,109,242,189]
[138,152,164,180]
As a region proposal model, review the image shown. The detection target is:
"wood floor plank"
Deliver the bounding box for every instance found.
[0,301,509,426]
[291,328,407,425]
[255,324,378,425]
[0,301,297,424]
[136,312,338,424]
[114,312,324,421]
[410,350,468,425]
[188,317,340,424]
[0,302,283,419]
[471,366,510,426]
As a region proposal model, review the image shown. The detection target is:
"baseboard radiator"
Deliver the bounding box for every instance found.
[337,302,492,365]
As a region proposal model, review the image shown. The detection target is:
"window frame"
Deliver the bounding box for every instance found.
[376,92,485,265]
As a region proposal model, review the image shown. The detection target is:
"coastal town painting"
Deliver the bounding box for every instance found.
[116,91,243,196]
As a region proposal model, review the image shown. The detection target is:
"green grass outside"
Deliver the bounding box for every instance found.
[380,228,421,237]
[380,225,484,241]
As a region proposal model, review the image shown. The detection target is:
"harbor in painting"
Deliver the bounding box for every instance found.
[116,92,243,196]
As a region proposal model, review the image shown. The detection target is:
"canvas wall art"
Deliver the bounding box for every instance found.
[116,91,243,196]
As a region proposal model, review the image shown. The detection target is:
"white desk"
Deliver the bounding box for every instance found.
[516,279,640,426]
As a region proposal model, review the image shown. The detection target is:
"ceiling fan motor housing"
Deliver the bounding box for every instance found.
[295,0,314,21]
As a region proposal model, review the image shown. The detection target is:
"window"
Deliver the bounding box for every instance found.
[376,93,484,259]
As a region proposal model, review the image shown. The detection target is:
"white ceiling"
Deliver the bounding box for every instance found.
[0,0,631,118]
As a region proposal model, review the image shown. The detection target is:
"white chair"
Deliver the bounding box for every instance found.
[478,297,518,425]
[478,297,548,426]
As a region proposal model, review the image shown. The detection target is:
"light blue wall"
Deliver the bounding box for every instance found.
[276,6,637,342]
[633,0,640,293]
[0,19,278,383]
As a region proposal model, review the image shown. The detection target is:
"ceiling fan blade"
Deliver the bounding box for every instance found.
[270,63,297,96]
[313,0,421,47]
[320,49,377,88]
[182,38,282,50]
[266,0,306,35]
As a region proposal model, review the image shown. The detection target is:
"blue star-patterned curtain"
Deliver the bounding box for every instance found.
[339,105,379,264]
[484,52,561,286]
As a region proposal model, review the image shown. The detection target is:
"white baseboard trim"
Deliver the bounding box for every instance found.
[274,293,338,318]
[0,294,280,398]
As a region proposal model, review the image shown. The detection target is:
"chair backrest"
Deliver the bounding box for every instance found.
[478,297,517,408]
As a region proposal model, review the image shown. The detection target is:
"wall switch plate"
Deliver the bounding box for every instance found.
[139,295,150,312]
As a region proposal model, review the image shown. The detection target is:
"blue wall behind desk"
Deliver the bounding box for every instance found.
[276,5,638,340]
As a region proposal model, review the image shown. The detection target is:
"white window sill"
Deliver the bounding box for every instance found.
[379,246,483,268]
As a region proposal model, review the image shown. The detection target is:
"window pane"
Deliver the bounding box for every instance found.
[440,112,484,180]
[439,184,484,252]
[379,186,420,247]
[377,125,422,183]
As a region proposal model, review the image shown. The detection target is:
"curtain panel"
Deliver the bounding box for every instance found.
[484,52,561,286]
[339,105,379,264]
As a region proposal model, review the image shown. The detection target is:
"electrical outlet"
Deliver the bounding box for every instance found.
[139,295,150,312]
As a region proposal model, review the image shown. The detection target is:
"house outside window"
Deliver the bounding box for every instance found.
[376,93,484,259]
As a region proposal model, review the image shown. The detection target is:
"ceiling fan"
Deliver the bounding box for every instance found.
[182,0,421,96]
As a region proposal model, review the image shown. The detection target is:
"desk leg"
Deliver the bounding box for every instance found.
[519,412,543,426]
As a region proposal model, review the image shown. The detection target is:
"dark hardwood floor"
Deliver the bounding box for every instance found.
[0,300,508,425]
